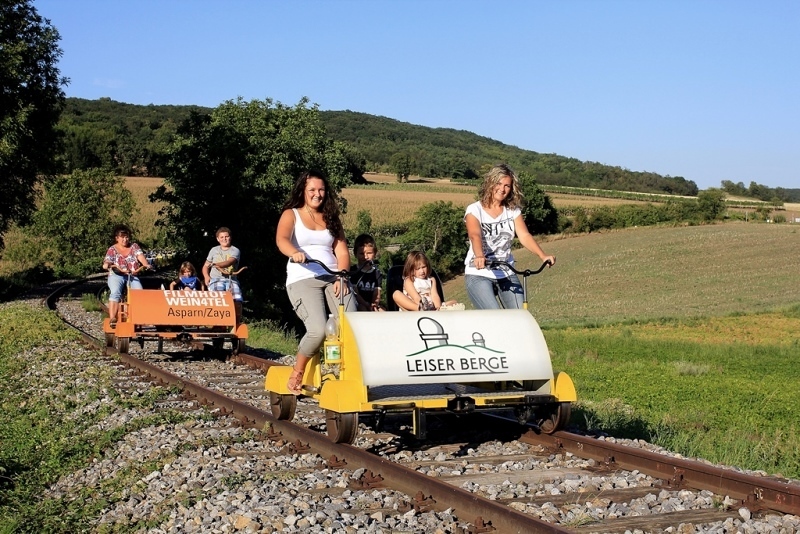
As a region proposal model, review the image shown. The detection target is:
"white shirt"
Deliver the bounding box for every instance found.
[285,208,338,286]
[463,201,520,280]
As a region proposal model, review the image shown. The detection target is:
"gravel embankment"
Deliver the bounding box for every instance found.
[6,292,797,533]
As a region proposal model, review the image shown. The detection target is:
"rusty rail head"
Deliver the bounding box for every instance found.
[520,430,800,516]
[114,352,572,533]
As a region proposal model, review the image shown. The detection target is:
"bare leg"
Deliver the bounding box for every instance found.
[392,290,420,311]
[288,353,311,395]
[108,301,119,323]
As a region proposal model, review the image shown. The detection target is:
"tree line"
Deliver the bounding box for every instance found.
[57,99,800,203]
[720,180,799,204]
[57,99,707,196]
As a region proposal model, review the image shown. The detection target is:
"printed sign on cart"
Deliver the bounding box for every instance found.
[346,310,554,387]
[128,289,236,326]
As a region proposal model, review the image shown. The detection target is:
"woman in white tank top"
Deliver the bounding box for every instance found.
[276,170,356,394]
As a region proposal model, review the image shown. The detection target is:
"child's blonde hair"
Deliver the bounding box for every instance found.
[179,261,197,276]
[402,251,431,280]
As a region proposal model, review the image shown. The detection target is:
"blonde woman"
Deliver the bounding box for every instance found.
[464,164,555,309]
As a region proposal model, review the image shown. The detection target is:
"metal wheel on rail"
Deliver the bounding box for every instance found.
[116,336,130,354]
[326,410,358,444]
[269,391,297,420]
[105,333,115,348]
[537,402,571,434]
[234,337,245,355]
[211,338,224,351]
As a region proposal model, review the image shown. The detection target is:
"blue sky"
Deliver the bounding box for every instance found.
[35,0,799,190]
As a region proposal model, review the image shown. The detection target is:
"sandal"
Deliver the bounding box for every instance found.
[287,368,304,395]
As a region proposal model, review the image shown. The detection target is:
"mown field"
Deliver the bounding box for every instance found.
[124,173,672,241]
[120,175,800,477]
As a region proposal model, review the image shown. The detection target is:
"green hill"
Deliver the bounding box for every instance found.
[321,110,699,196]
[57,97,799,201]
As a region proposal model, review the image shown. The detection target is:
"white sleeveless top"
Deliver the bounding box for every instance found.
[285,208,338,286]
[463,201,520,280]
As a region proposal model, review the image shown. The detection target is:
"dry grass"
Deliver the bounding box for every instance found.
[443,222,800,328]
[124,177,165,244]
[347,173,652,225]
[342,188,475,227]
[547,193,658,208]
[625,313,800,347]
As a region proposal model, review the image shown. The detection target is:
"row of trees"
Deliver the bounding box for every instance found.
[56,99,800,204]
[563,190,728,234]
[58,97,211,177]
[720,180,799,203]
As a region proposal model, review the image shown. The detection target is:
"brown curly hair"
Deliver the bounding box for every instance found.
[282,170,344,239]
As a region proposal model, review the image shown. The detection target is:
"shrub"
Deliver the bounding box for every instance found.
[398,201,466,279]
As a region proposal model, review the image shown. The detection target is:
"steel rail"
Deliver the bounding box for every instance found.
[115,352,572,534]
[45,277,573,533]
[521,430,800,516]
[49,278,800,526]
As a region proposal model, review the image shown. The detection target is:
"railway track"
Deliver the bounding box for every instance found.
[47,277,800,533]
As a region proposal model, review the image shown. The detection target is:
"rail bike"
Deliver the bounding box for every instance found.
[264,259,575,444]
[101,264,248,355]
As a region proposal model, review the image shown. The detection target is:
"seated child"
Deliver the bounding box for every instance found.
[392,251,460,311]
[170,261,205,291]
[350,234,385,311]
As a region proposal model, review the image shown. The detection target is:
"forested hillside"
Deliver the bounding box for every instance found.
[55,97,800,200]
[321,110,700,196]
[59,97,212,177]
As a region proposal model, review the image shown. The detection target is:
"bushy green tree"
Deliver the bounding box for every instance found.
[568,206,590,234]
[697,188,726,221]
[9,169,135,277]
[151,97,360,318]
[354,210,372,237]
[0,0,67,248]
[518,171,559,234]
[390,152,412,182]
[399,201,465,279]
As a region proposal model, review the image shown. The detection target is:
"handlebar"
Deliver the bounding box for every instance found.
[291,257,350,306]
[291,257,349,278]
[487,260,552,277]
[108,264,153,276]
[216,265,248,277]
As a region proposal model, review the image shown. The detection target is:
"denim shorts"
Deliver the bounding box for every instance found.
[208,278,242,301]
[107,271,142,302]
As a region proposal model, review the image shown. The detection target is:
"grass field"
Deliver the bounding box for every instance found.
[443,222,800,327]
[124,177,166,245]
